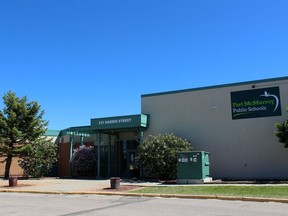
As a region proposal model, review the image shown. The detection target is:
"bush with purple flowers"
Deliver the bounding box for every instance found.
[71,145,97,176]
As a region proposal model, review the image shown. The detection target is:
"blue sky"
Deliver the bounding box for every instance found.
[0,0,287,130]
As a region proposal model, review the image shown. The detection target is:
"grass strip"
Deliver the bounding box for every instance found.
[130,186,288,198]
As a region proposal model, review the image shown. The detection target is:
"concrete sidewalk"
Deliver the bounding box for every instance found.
[0,177,160,193]
[1,178,288,204]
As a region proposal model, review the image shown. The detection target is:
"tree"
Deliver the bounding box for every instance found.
[0,91,48,179]
[275,108,288,148]
[136,133,192,180]
[19,140,58,178]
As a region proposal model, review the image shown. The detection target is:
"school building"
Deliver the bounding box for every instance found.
[54,77,288,179]
[46,76,288,179]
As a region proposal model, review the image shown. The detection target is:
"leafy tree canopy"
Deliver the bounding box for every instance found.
[275,108,288,148]
[137,133,192,180]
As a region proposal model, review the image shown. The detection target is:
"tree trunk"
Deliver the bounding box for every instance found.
[4,153,12,179]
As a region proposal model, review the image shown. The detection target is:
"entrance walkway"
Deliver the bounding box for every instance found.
[0,177,160,193]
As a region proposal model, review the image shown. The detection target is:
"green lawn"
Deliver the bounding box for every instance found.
[130,185,288,198]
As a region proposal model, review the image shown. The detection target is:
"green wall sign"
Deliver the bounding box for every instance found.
[91,114,148,130]
[231,87,282,120]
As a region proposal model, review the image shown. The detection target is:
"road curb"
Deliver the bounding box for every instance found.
[1,189,288,203]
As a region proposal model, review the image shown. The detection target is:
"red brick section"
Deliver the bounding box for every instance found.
[58,142,94,177]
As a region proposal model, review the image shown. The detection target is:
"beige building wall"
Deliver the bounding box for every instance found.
[141,77,288,179]
[0,156,24,177]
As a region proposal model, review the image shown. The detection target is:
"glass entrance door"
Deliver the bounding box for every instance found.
[115,140,139,178]
[127,150,139,178]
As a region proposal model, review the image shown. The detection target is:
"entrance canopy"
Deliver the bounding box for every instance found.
[91,114,149,131]
[60,114,149,135]
[59,114,149,178]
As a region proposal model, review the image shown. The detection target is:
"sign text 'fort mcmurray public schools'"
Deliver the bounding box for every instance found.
[231,87,282,120]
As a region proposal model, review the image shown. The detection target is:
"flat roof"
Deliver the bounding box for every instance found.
[44,130,60,137]
[59,114,149,136]
[141,76,288,98]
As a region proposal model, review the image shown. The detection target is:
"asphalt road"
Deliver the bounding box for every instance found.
[1,193,288,216]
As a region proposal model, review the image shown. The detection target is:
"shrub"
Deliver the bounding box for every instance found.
[72,145,97,176]
[136,133,192,180]
[19,140,58,178]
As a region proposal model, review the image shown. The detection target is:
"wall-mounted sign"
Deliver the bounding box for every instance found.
[231,87,282,120]
[66,131,91,137]
[98,118,132,126]
[91,114,149,130]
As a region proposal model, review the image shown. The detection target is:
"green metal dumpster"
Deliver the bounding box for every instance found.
[176,151,212,184]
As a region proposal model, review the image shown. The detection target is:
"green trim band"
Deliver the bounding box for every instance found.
[141,76,288,98]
